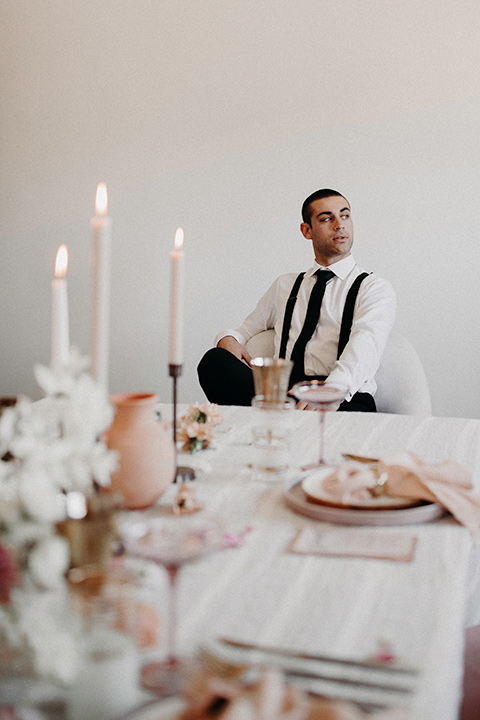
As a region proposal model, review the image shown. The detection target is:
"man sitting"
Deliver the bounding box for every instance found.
[198,188,396,412]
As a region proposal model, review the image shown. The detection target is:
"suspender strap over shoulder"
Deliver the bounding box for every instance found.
[279,270,371,361]
[337,272,370,359]
[279,272,305,359]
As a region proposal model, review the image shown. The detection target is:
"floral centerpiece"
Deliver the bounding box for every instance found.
[178,402,223,453]
[0,349,117,683]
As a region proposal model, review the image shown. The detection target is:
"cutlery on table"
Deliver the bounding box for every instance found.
[218,637,418,677]
[202,639,419,711]
[198,645,408,715]
[342,453,379,464]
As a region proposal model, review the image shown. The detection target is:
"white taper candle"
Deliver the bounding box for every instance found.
[90,182,112,393]
[169,227,185,366]
[51,244,70,370]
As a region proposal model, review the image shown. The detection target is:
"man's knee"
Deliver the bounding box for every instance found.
[197,347,235,402]
[197,347,254,406]
[198,347,229,382]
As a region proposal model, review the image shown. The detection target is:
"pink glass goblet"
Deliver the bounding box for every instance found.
[121,512,224,697]
[291,380,347,468]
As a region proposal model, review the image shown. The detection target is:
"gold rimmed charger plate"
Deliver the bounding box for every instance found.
[301,467,420,510]
[284,471,445,526]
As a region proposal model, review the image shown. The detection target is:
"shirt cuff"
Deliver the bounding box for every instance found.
[326,369,354,402]
[214,329,246,347]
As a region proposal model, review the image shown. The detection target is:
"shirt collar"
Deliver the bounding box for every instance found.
[308,255,356,280]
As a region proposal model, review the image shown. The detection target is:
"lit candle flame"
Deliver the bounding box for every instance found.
[174,227,184,251]
[95,182,108,216]
[55,244,68,278]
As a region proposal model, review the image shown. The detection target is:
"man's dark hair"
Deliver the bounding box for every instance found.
[301,189,349,225]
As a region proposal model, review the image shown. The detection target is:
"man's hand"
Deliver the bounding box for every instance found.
[289,385,344,412]
[217,336,252,366]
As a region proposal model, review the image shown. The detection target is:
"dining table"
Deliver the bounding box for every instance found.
[148,403,480,720]
[3,404,480,720]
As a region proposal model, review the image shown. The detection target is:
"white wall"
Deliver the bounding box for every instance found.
[1,0,480,417]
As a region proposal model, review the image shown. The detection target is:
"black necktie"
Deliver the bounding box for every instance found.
[290,269,335,382]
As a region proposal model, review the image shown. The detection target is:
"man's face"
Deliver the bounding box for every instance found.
[300,195,354,266]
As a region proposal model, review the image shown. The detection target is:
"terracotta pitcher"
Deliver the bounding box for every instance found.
[105,393,175,509]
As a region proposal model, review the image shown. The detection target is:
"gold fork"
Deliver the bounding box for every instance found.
[197,646,250,680]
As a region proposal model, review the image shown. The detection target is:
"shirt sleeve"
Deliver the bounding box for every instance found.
[214,278,282,348]
[326,275,397,401]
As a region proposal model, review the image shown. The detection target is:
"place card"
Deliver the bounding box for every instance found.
[289,526,417,562]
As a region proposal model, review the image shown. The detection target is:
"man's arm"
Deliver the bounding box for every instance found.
[326,275,397,400]
[214,276,286,360]
[217,335,252,365]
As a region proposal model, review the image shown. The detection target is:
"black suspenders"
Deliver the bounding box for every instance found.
[279,271,369,362]
[337,272,369,358]
[279,272,305,359]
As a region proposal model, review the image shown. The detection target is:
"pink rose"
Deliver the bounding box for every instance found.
[0,542,19,604]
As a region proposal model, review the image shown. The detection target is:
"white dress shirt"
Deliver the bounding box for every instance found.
[216,255,396,401]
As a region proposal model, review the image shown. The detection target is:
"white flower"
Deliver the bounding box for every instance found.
[33,348,90,397]
[28,535,70,590]
[7,519,44,549]
[0,490,20,526]
[14,588,79,682]
[0,348,117,682]
[0,604,22,647]
[18,469,66,524]
[91,443,118,487]
[0,406,17,453]
[32,622,78,683]
[62,453,96,493]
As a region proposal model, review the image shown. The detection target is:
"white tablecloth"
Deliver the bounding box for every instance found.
[154,404,480,720]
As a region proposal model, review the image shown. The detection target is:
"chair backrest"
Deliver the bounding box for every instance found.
[245,329,432,415]
[245,329,276,359]
[374,331,431,415]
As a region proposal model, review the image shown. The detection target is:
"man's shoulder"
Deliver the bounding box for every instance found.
[276,269,307,280]
[268,270,307,291]
[346,258,391,284]
[357,267,394,285]
[354,268,396,301]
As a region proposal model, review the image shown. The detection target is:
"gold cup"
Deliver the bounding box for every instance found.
[250,357,293,403]
[57,491,121,571]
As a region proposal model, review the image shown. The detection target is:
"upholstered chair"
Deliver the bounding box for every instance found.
[245,330,432,415]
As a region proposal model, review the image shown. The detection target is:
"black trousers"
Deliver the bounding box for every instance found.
[197,347,376,412]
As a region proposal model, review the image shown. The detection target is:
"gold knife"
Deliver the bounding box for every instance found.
[342,453,379,464]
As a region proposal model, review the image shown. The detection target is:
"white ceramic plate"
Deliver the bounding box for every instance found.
[301,467,420,510]
[116,698,185,720]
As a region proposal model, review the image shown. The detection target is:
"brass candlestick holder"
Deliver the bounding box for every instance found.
[169,363,195,483]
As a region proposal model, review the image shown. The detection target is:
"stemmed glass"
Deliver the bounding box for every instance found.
[121,512,224,696]
[291,380,347,468]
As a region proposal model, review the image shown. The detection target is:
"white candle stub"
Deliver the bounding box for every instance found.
[51,244,70,370]
[68,629,140,720]
[169,227,185,366]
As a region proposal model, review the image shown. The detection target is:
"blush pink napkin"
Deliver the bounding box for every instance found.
[323,452,480,538]
[180,665,408,719]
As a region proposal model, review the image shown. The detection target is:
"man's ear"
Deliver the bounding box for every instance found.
[300,222,312,239]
